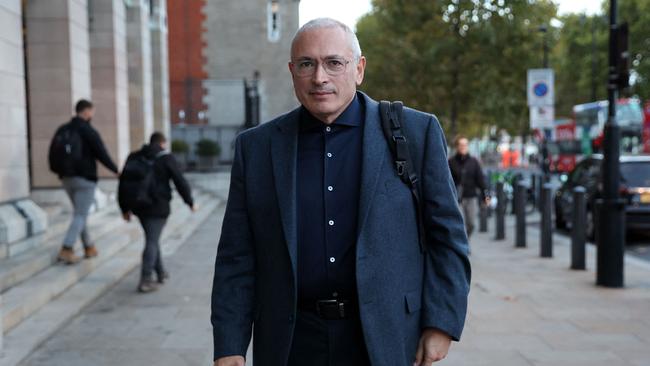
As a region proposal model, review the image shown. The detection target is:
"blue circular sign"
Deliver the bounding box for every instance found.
[534,82,548,97]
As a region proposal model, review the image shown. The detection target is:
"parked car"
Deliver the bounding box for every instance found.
[554,154,650,240]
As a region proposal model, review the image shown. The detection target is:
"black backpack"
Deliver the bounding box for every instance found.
[379,101,426,253]
[118,151,167,211]
[48,122,83,176]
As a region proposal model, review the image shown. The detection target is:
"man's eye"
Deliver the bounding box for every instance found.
[327,60,344,67]
[298,61,314,68]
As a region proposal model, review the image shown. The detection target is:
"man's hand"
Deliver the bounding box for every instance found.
[214,356,245,366]
[191,204,199,212]
[122,211,131,222]
[414,328,452,365]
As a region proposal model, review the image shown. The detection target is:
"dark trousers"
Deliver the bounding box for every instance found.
[137,216,167,280]
[287,310,371,366]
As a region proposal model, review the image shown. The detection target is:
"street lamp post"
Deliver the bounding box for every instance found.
[596,0,625,288]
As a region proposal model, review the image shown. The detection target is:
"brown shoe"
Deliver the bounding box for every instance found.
[138,279,159,293]
[84,246,98,259]
[57,247,81,265]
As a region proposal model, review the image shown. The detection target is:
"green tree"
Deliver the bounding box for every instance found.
[553,0,650,116]
[356,0,557,138]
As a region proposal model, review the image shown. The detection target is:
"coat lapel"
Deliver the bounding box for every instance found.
[271,109,300,276]
[357,93,388,240]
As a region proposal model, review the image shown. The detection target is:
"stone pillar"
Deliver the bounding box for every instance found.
[89,0,130,176]
[0,0,30,200]
[25,0,92,188]
[150,0,171,140]
[126,0,154,149]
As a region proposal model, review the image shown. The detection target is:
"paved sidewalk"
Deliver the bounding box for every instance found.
[17,198,650,365]
[443,218,650,366]
[19,201,227,366]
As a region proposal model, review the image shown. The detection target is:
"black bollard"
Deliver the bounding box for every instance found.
[511,174,521,215]
[479,202,488,232]
[571,186,587,270]
[540,183,553,257]
[531,174,537,209]
[537,175,544,212]
[515,182,527,248]
[495,181,505,240]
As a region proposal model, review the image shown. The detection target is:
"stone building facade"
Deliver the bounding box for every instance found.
[0,0,170,286]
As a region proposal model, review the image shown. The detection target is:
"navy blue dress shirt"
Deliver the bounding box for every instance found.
[296,95,364,302]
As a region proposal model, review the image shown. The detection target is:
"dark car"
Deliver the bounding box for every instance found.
[554,154,650,239]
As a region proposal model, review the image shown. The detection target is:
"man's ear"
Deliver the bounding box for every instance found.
[356,56,366,86]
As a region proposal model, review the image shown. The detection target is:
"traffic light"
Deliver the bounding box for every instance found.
[617,22,630,90]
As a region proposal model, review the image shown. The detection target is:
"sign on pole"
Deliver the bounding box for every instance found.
[530,105,555,130]
[527,69,555,107]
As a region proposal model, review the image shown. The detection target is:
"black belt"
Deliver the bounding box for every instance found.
[297,299,358,320]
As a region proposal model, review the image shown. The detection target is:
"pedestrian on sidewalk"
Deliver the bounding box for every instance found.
[211,18,470,366]
[49,99,119,264]
[118,132,195,293]
[448,135,489,238]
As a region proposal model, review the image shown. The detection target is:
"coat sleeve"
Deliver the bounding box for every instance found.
[419,115,471,341]
[211,135,256,360]
[475,158,488,200]
[83,126,119,173]
[165,155,194,207]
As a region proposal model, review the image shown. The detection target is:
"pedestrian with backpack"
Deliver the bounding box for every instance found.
[118,132,195,293]
[49,99,119,264]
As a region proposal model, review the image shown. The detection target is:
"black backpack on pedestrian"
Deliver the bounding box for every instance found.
[379,101,426,253]
[118,151,167,211]
[48,122,83,176]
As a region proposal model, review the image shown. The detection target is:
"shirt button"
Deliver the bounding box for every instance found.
[327,152,333,158]
[327,186,334,192]
[329,257,336,263]
[328,220,335,226]
[325,126,332,132]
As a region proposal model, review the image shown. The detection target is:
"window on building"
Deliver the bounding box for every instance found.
[267,0,280,42]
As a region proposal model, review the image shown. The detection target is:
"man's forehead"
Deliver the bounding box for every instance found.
[291,27,352,58]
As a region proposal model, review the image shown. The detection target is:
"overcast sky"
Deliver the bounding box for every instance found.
[299,0,603,30]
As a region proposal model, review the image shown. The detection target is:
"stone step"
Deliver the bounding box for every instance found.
[1,192,213,334]
[0,191,199,294]
[0,207,122,293]
[0,201,117,261]
[0,193,223,366]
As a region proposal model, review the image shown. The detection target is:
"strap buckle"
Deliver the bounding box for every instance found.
[395,161,406,176]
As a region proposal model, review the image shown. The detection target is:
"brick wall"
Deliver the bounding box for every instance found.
[167,0,207,125]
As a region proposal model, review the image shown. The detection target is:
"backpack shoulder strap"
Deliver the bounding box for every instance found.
[379,100,426,253]
[155,150,169,159]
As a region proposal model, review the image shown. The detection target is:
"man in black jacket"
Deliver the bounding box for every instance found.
[119,132,195,293]
[57,100,119,264]
[448,135,489,238]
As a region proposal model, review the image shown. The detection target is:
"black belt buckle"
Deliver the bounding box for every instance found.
[315,299,346,319]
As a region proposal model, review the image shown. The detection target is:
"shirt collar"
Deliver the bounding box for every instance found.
[300,94,363,131]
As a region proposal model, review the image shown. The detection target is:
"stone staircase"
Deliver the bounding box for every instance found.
[0,173,229,365]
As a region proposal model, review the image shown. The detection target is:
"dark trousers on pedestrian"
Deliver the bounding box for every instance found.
[287,310,371,366]
[137,216,167,280]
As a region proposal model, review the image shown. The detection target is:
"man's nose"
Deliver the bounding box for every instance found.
[311,62,329,84]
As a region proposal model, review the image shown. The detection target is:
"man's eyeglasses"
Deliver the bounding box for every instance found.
[290,57,351,77]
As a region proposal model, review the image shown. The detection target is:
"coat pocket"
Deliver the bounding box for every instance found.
[404,290,422,314]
